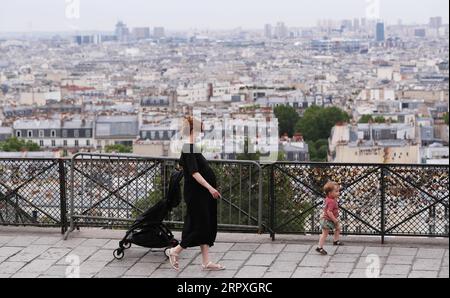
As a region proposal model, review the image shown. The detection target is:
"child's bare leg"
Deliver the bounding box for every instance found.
[318,229,329,248]
[333,226,340,242]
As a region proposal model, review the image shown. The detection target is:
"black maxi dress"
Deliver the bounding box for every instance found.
[179,143,218,248]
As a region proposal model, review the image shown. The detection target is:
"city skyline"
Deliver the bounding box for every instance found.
[0,0,449,33]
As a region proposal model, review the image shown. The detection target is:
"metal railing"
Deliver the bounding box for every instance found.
[1,156,448,243]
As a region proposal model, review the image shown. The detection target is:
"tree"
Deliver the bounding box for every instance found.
[295,106,350,141]
[105,144,132,153]
[358,115,374,123]
[374,116,386,123]
[444,112,449,125]
[274,105,300,137]
[0,137,40,152]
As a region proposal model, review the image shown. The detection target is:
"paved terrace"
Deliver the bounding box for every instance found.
[0,227,448,278]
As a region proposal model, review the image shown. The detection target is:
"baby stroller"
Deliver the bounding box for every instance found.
[113,169,184,260]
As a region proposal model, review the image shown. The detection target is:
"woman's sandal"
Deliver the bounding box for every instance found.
[201,261,226,271]
[315,247,328,255]
[333,241,344,246]
[165,248,179,271]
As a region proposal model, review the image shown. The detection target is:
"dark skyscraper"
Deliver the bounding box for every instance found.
[376,22,385,42]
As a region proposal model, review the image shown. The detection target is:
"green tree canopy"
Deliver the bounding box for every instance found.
[0,137,40,152]
[105,144,133,153]
[274,105,300,137]
[295,106,350,141]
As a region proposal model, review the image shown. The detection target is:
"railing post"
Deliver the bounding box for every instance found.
[58,159,67,235]
[380,166,386,244]
[270,163,276,241]
[257,163,263,234]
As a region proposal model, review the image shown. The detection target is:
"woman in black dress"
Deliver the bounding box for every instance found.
[165,116,225,271]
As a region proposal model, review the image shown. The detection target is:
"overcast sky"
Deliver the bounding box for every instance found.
[0,0,448,32]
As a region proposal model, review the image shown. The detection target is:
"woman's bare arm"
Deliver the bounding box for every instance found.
[192,172,221,199]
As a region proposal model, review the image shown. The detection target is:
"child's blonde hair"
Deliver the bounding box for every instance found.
[323,181,339,195]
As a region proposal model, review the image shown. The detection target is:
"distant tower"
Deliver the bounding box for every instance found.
[115,21,130,42]
[376,22,385,42]
[264,24,273,39]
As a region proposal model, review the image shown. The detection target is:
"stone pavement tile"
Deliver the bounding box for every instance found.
[209,242,234,253]
[267,261,298,272]
[416,248,445,259]
[178,265,208,278]
[191,253,225,265]
[0,262,26,274]
[380,274,408,278]
[381,264,411,275]
[291,267,323,278]
[139,252,168,263]
[439,267,449,278]
[215,259,246,270]
[330,254,359,263]
[56,253,90,265]
[0,247,23,258]
[222,251,252,260]
[7,236,39,247]
[299,255,331,267]
[8,245,50,262]
[121,275,145,278]
[87,249,115,262]
[107,258,139,268]
[124,262,159,276]
[39,248,71,260]
[0,236,15,246]
[263,271,293,278]
[68,246,100,257]
[79,238,110,247]
[321,272,349,278]
[283,244,312,253]
[0,274,11,278]
[245,254,277,266]
[45,265,70,277]
[276,252,305,262]
[442,257,449,267]
[361,246,391,257]
[102,239,121,249]
[230,243,260,251]
[255,244,286,254]
[33,237,61,246]
[390,247,418,256]
[178,249,200,259]
[355,256,387,269]
[408,271,438,278]
[79,261,109,275]
[95,266,128,278]
[385,255,415,265]
[11,272,40,278]
[235,266,267,278]
[38,275,63,278]
[206,270,237,278]
[349,269,373,278]
[18,259,56,273]
[149,268,180,278]
[335,246,365,254]
[53,238,88,248]
[0,256,8,263]
[324,262,355,273]
[412,258,442,271]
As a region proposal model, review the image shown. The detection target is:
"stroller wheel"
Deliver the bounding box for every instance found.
[122,241,132,249]
[113,249,124,260]
[164,247,171,259]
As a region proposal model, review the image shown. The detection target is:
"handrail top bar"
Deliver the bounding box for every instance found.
[70,152,262,166]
